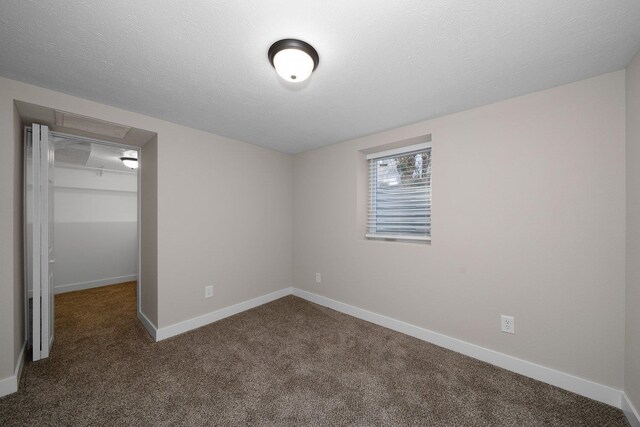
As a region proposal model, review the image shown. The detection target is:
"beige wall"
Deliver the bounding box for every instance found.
[157,126,293,328]
[140,136,158,326]
[293,70,626,388]
[0,76,293,380]
[0,67,632,394]
[0,89,17,379]
[626,50,640,411]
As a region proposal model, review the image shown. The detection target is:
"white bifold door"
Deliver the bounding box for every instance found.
[25,124,55,361]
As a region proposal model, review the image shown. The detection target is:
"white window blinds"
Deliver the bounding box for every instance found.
[367,143,431,240]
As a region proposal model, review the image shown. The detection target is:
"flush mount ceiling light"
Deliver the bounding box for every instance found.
[268,39,319,83]
[120,150,138,169]
[120,157,138,169]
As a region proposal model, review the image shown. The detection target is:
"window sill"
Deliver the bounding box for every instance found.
[365,233,431,243]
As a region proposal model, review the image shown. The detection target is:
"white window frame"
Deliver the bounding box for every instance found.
[366,141,432,242]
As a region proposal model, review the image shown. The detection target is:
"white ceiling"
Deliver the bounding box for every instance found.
[1,1,639,154]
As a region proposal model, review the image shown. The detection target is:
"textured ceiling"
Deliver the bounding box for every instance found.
[1,1,640,153]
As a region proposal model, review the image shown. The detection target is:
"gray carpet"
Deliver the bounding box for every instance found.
[0,282,629,426]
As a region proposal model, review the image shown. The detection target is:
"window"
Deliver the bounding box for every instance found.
[366,142,432,241]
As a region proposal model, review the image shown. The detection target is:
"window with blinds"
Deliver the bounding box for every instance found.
[366,142,431,241]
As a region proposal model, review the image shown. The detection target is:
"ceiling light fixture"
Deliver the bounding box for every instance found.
[120,150,138,169]
[120,157,138,169]
[268,39,319,83]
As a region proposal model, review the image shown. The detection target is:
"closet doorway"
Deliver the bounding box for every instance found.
[25,124,140,360]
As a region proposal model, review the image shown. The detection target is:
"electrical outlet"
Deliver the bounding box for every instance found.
[205,286,214,299]
[315,272,321,283]
[501,315,515,334]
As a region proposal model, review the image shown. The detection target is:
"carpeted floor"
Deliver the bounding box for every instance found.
[0,282,629,426]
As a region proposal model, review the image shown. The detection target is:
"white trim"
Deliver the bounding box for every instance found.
[623,393,640,427]
[54,185,138,194]
[366,141,431,160]
[149,286,625,410]
[27,275,138,297]
[137,310,157,341]
[55,162,137,176]
[32,124,41,361]
[365,233,431,242]
[0,341,26,398]
[6,283,631,415]
[291,288,624,409]
[54,275,138,294]
[22,281,625,413]
[23,126,31,357]
[155,287,294,341]
[40,124,51,359]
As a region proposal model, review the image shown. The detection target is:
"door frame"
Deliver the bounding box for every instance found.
[24,127,143,356]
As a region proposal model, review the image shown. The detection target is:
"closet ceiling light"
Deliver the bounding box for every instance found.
[120,157,138,169]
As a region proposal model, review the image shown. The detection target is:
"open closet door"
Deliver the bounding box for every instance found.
[26,124,55,361]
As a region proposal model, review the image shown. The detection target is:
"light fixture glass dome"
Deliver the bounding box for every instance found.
[273,48,314,82]
[120,150,138,169]
[268,39,319,83]
[120,156,138,169]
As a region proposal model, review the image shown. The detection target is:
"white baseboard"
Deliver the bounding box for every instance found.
[151,286,625,410]
[0,341,26,398]
[137,310,158,341]
[43,283,624,414]
[27,275,138,298]
[623,393,640,427]
[54,275,137,294]
[291,288,624,409]
[155,287,293,341]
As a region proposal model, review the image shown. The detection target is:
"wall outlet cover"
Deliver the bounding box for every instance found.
[205,286,214,299]
[315,273,321,283]
[501,315,515,334]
